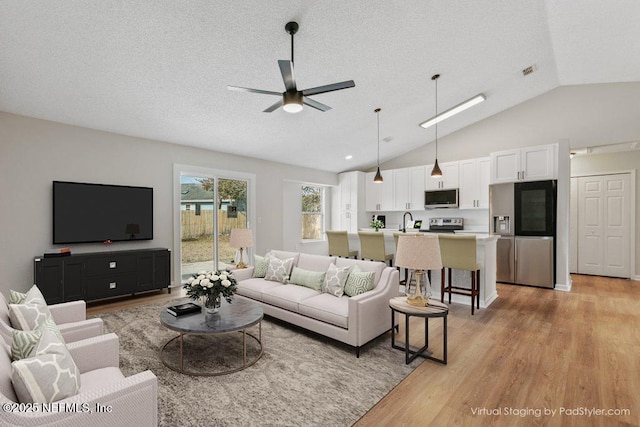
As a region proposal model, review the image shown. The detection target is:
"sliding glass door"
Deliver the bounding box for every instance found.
[176,167,254,285]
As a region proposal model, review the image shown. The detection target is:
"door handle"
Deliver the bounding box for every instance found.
[522,170,525,179]
[517,171,520,180]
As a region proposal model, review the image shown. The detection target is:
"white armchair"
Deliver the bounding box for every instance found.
[0,294,103,345]
[0,333,158,426]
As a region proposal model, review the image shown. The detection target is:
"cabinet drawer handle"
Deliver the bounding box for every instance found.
[109,262,117,269]
[109,282,117,289]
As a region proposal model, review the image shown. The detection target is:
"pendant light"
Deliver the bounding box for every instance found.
[373,108,383,183]
[430,74,443,178]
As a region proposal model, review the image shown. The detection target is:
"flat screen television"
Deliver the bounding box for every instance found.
[53,181,153,244]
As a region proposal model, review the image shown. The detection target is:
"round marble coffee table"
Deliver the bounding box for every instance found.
[160,297,263,376]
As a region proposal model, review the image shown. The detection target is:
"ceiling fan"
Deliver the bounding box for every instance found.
[228,21,355,113]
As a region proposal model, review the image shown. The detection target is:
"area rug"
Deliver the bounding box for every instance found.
[93,299,422,426]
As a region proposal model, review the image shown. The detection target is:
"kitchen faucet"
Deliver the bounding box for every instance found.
[402,211,413,233]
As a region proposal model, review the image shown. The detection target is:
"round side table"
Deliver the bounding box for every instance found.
[389,296,448,364]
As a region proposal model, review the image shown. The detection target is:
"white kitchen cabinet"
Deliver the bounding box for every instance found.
[393,166,425,211]
[459,157,490,209]
[334,171,366,232]
[490,144,557,184]
[426,161,459,190]
[365,170,393,211]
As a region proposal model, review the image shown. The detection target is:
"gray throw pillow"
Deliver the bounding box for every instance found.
[11,330,81,403]
[344,264,376,297]
[322,263,351,297]
[289,267,325,292]
[265,257,294,283]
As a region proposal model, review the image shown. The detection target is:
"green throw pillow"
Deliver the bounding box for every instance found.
[11,315,64,361]
[288,267,325,292]
[344,264,376,297]
[253,255,269,278]
[9,289,27,304]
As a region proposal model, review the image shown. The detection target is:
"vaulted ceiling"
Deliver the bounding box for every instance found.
[1,1,639,172]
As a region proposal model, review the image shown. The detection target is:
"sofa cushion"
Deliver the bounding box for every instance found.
[335,258,386,288]
[344,265,376,297]
[252,254,270,278]
[80,367,125,395]
[296,253,337,272]
[288,267,325,292]
[265,257,295,283]
[298,294,349,329]
[322,263,351,297]
[261,285,320,313]
[236,278,282,300]
[11,330,80,403]
[268,250,300,266]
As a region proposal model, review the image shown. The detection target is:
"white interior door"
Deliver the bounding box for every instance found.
[602,175,630,277]
[576,173,630,278]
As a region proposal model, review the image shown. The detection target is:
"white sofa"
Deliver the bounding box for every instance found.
[232,250,399,357]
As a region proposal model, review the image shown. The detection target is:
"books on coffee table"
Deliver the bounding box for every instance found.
[166,302,201,317]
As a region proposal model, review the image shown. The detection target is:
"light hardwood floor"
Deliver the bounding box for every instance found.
[87,275,640,426]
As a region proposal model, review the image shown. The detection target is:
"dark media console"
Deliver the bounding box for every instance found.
[34,248,171,304]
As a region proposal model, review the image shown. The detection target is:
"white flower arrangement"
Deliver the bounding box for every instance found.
[184,269,238,304]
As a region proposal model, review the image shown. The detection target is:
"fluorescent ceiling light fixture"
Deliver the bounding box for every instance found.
[419,94,486,129]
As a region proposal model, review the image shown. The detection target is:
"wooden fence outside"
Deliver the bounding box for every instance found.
[181,210,247,240]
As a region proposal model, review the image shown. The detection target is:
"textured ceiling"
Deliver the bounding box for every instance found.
[1,1,639,172]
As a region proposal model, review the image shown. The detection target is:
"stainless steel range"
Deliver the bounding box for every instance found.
[424,217,463,233]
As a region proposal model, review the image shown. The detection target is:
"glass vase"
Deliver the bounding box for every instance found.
[203,294,221,314]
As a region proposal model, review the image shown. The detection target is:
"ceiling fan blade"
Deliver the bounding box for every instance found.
[302,80,355,96]
[263,99,284,113]
[303,97,332,112]
[278,60,297,92]
[227,86,282,96]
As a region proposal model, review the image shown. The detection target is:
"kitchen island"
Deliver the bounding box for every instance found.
[348,230,498,309]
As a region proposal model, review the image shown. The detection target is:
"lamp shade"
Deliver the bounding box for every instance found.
[395,234,442,271]
[230,228,254,248]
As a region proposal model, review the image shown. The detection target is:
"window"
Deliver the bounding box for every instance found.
[301,185,324,240]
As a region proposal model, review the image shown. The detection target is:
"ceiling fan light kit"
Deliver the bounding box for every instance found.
[228,21,355,114]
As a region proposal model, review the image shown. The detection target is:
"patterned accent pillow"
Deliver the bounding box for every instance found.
[9,302,53,331]
[344,264,376,297]
[11,330,81,403]
[253,254,270,278]
[11,315,65,361]
[265,257,295,283]
[288,267,325,292]
[322,263,351,297]
[9,289,27,304]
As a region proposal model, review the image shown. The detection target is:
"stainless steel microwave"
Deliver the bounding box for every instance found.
[424,188,459,209]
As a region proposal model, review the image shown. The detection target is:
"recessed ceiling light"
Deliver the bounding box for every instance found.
[345,155,353,160]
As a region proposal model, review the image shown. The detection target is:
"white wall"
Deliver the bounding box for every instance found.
[571,151,640,279]
[0,112,336,295]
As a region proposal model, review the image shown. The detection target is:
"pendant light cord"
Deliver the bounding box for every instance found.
[291,32,294,65]
[434,76,438,157]
[377,109,380,166]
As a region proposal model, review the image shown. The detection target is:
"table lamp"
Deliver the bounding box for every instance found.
[230,228,253,269]
[395,234,443,307]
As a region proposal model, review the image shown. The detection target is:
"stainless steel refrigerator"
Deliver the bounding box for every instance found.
[489,181,556,288]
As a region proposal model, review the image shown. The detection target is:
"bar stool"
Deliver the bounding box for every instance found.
[325,230,358,258]
[358,231,394,266]
[438,234,481,315]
